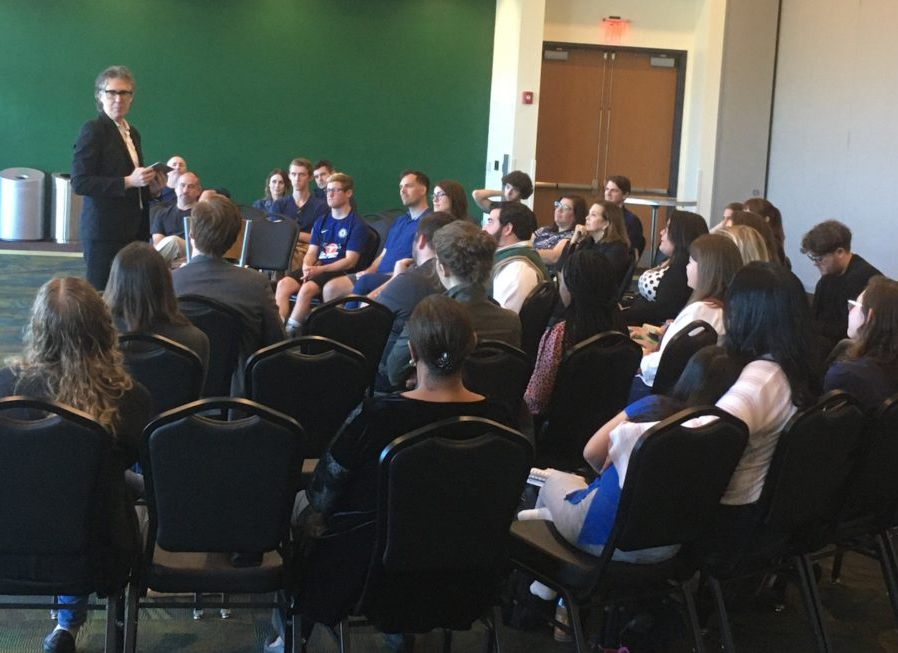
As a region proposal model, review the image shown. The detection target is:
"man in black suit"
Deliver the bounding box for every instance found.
[72,65,162,290]
[172,196,285,394]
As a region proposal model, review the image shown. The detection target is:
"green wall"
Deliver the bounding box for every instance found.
[0,0,495,213]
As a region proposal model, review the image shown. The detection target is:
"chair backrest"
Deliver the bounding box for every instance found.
[358,416,532,632]
[539,331,642,469]
[760,391,866,533]
[243,217,299,273]
[606,407,749,559]
[357,222,383,271]
[142,398,304,555]
[364,209,404,245]
[177,294,243,397]
[518,280,559,361]
[183,216,251,266]
[651,320,718,395]
[237,203,267,222]
[0,398,107,558]
[303,295,394,387]
[841,393,898,525]
[119,332,204,416]
[616,248,639,302]
[462,339,532,416]
[246,336,368,456]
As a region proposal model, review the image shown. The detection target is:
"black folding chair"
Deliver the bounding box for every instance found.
[702,391,866,653]
[124,398,306,653]
[518,280,559,362]
[462,339,533,416]
[0,398,137,653]
[337,416,532,650]
[616,248,639,303]
[510,407,749,653]
[178,294,243,397]
[537,332,641,470]
[119,332,204,416]
[303,295,394,390]
[651,321,718,395]
[246,336,368,457]
[244,217,299,275]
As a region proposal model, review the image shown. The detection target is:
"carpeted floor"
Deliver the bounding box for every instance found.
[0,250,84,360]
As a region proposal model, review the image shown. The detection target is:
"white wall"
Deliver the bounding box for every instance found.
[767,0,898,288]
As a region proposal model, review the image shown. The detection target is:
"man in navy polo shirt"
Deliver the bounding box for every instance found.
[312,159,333,201]
[323,169,432,302]
[276,172,369,333]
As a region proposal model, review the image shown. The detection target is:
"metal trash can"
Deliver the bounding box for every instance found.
[0,167,45,241]
[51,172,81,244]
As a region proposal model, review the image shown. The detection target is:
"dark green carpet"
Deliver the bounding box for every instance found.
[0,251,84,360]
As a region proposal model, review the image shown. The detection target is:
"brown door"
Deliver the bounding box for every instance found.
[534,46,681,246]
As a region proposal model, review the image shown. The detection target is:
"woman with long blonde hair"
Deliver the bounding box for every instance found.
[0,276,151,652]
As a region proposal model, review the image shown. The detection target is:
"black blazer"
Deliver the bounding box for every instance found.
[71,112,150,242]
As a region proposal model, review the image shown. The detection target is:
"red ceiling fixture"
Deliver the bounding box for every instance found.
[602,16,629,42]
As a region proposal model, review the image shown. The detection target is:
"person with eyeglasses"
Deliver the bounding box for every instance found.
[431,179,469,221]
[532,195,585,267]
[319,170,433,302]
[277,173,370,332]
[72,65,165,290]
[800,219,882,351]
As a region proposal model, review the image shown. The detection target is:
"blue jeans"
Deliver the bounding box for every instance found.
[57,595,88,629]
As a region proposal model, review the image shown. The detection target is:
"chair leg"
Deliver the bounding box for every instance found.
[794,554,830,653]
[123,584,140,653]
[830,551,844,583]
[708,576,735,653]
[104,591,121,653]
[338,618,351,653]
[442,628,452,653]
[566,597,589,653]
[682,583,707,653]
[875,531,898,628]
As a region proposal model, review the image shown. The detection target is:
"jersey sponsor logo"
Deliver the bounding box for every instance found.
[321,243,340,260]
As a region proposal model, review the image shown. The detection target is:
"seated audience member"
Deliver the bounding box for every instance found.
[151,154,186,206]
[312,159,334,201]
[743,197,787,265]
[533,195,586,266]
[471,170,534,214]
[710,201,745,233]
[524,250,621,416]
[632,234,742,396]
[272,158,328,249]
[604,175,646,256]
[521,345,745,569]
[824,276,898,410]
[718,224,773,263]
[104,242,210,372]
[374,211,456,389]
[172,196,285,393]
[272,294,514,639]
[150,170,201,264]
[801,219,882,350]
[253,168,291,214]
[622,210,708,326]
[328,170,432,299]
[386,220,521,389]
[0,277,151,653]
[721,210,781,265]
[564,199,632,287]
[277,173,369,332]
[484,201,549,313]
[432,179,469,222]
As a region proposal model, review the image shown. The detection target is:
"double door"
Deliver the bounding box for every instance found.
[533,45,683,239]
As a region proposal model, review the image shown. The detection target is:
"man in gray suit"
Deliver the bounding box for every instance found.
[172,196,285,393]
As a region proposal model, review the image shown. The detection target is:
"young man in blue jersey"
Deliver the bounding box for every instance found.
[276,172,370,333]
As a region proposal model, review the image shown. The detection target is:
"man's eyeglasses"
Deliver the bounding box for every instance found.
[102,89,134,98]
[806,251,830,263]
[554,201,573,212]
[325,187,345,195]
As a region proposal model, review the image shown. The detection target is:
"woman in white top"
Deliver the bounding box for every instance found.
[634,234,743,390]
